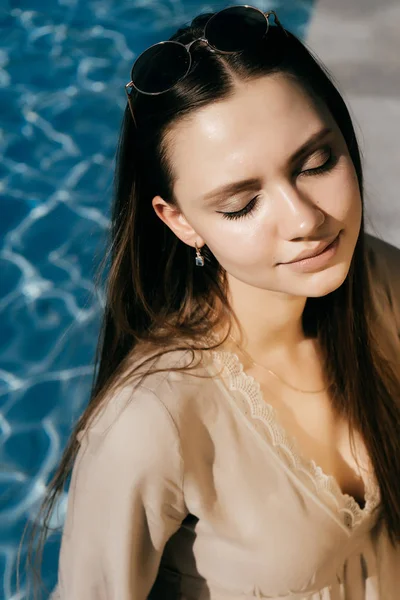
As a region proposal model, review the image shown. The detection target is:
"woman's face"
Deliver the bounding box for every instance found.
[154,74,362,298]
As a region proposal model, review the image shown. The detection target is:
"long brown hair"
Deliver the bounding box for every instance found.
[21,11,400,598]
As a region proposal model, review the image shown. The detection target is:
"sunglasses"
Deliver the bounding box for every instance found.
[125,4,287,118]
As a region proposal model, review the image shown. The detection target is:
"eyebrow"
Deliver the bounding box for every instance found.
[200,126,333,205]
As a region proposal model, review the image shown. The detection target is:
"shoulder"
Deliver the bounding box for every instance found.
[365,233,400,335]
[81,346,216,445]
[137,346,219,425]
[77,382,180,463]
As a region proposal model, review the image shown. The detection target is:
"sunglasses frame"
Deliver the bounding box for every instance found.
[125,5,287,124]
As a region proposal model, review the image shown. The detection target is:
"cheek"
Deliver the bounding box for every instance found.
[203,216,275,268]
[321,159,362,223]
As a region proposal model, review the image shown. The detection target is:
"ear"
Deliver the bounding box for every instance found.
[152,195,205,248]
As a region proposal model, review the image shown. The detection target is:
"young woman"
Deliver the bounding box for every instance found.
[27,5,400,599]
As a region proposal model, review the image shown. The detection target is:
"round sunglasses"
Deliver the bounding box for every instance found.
[125,4,287,106]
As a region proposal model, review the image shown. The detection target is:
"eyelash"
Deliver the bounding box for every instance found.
[300,148,335,177]
[221,195,260,220]
[221,149,336,221]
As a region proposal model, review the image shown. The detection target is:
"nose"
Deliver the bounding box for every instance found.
[273,181,326,239]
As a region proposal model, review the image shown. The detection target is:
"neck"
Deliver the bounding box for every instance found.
[220,275,312,364]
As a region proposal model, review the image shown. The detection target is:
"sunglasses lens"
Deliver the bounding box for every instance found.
[205,6,267,53]
[131,42,190,94]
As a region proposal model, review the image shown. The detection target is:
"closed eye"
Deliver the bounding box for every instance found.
[300,148,337,177]
[219,196,260,220]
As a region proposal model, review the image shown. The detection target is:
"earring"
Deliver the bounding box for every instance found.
[195,242,204,267]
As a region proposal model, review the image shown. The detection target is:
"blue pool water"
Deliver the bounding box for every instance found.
[0,1,315,598]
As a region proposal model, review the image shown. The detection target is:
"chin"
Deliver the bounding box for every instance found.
[302,263,352,298]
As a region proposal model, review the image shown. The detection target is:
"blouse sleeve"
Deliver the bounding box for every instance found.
[55,385,188,599]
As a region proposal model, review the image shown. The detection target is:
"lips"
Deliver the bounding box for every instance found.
[282,233,340,264]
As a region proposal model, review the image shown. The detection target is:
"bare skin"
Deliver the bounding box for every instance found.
[152,74,369,506]
[233,347,369,507]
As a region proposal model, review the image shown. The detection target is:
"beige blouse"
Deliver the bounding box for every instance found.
[51,236,400,599]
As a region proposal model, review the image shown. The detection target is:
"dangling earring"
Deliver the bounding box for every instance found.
[195,242,204,267]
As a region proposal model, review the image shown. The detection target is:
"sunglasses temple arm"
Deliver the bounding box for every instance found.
[265,10,289,37]
[125,82,137,127]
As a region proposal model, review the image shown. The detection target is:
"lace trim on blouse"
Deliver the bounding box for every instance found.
[209,349,381,531]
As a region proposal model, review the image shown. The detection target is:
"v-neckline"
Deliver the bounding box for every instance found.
[207,347,381,532]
